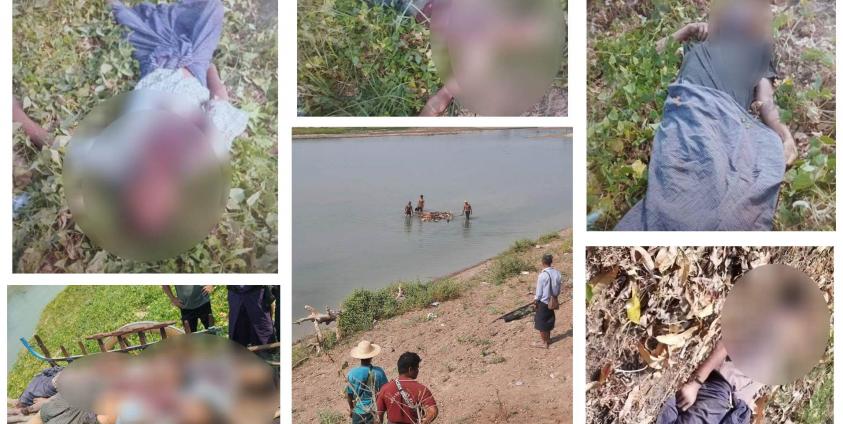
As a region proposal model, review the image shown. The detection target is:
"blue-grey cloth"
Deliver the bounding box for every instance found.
[535,267,562,305]
[657,372,751,424]
[111,0,224,88]
[366,0,430,17]
[615,82,784,231]
[19,366,62,407]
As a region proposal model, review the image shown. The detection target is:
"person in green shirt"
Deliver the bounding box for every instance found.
[162,285,214,332]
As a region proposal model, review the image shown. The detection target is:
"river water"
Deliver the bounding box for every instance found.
[292,129,572,339]
[7,285,66,369]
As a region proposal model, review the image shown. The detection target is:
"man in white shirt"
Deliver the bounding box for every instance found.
[533,254,562,349]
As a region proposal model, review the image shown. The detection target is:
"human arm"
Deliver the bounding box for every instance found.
[346,393,356,417]
[202,285,214,295]
[676,341,728,411]
[12,95,51,148]
[656,22,709,54]
[421,405,439,423]
[161,286,184,309]
[756,77,797,166]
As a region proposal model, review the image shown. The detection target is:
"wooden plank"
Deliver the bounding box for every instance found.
[34,335,57,367]
[248,341,282,352]
[86,322,177,339]
[138,331,147,345]
[59,345,69,358]
[78,341,88,355]
[159,328,167,339]
[96,339,107,353]
[117,336,129,350]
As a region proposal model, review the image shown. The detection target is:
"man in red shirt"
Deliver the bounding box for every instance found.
[376,352,438,424]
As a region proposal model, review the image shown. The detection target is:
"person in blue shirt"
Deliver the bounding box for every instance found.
[345,340,389,424]
[533,254,563,349]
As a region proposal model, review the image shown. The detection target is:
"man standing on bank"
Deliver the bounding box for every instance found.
[162,285,214,332]
[346,341,389,424]
[376,352,438,424]
[533,254,563,349]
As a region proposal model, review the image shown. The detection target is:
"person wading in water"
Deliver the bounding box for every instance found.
[462,201,472,220]
[404,201,413,217]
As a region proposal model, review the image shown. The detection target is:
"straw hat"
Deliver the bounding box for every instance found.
[350,340,382,359]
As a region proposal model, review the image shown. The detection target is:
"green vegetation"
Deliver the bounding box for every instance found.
[297,0,567,116]
[489,255,534,285]
[509,238,535,254]
[7,285,229,395]
[297,0,438,116]
[338,278,461,335]
[587,0,835,230]
[13,0,278,272]
[794,362,834,423]
[318,410,346,424]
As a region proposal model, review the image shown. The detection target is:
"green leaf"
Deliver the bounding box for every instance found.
[791,171,814,191]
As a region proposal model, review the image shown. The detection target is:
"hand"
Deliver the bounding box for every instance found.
[683,22,709,41]
[676,380,701,411]
[202,285,214,295]
[170,297,185,309]
[782,135,798,167]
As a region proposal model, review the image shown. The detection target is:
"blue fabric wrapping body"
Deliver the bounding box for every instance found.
[111,0,224,87]
[656,372,752,424]
[615,82,785,231]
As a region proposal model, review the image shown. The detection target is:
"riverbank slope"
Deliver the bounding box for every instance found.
[292,229,573,423]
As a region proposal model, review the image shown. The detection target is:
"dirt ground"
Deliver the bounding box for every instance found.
[585,247,834,423]
[293,230,573,423]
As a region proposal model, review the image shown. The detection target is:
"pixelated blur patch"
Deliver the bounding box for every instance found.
[63,91,231,262]
[57,334,278,424]
[722,264,830,386]
[430,0,564,115]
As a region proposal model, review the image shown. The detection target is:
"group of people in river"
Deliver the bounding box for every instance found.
[8,285,280,424]
[403,195,473,220]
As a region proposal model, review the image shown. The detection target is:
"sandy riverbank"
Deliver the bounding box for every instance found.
[292,229,573,423]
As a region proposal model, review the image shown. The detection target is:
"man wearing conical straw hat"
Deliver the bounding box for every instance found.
[346,341,389,424]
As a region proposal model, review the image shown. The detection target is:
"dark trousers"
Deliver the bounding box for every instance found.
[180,301,212,332]
[352,413,375,424]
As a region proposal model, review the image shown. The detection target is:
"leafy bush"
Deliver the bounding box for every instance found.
[338,279,464,336]
[537,232,560,244]
[489,255,533,285]
[509,238,535,254]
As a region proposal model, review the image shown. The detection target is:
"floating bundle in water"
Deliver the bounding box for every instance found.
[420,211,453,222]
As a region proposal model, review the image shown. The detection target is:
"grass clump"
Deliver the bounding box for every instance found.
[338,279,463,336]
[795,362,833,423]
[13,0,278,272]
[297,0,439,116]
[318,410,346,424]
[509,238,535,254]
[489,255,534,285]
[8,285,230,396]
[537,232,560,244]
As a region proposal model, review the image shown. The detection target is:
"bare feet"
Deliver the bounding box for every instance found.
[530,341,549,349]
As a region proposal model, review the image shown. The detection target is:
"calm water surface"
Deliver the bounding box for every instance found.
[292,129,572,338]
[7,285,66,368]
